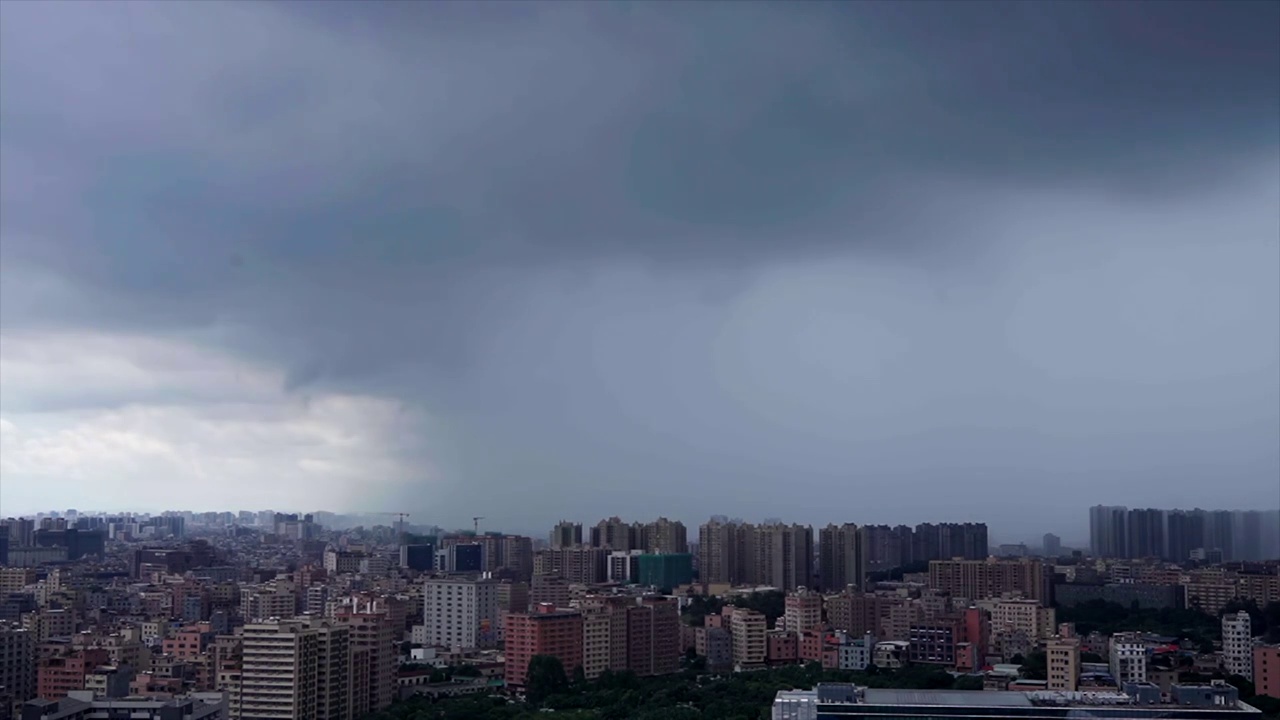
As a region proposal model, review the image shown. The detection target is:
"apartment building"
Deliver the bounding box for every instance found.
[818,524,865,592]
[729,607,767,669]
[1255,645,1280,699]
[989,599,1057,645]
[626,597,679,677]
[37,649,109,700]
[532,547,607,584]
[1046,636,1080,692]
[504,605,584,691]
[1109,632,1148,685]
[0,625,36,708]
[422,577,500,649]
[338,611,395,716]
[784,588,823,634]
[928,558,1050,605]
[1222,611,1252,681]
[236,618,350,720]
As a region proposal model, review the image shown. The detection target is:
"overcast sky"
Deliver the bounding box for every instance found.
[1,1,1277,543]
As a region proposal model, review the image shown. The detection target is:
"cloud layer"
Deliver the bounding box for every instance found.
[2,1,1277,539]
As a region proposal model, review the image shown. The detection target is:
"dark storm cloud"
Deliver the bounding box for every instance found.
[1,1,1276,535]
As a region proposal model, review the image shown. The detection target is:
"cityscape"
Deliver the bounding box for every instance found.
[2,0,1278,719]
[0,506,1277,719]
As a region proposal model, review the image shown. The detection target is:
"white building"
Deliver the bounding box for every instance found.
[1222,610,1252,680]
[422,577,500,649]
[838,632,876,671]
[772,689,818,720]
[1109,632,1147,684]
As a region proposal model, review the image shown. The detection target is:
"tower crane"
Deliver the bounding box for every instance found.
[473,516,485,535]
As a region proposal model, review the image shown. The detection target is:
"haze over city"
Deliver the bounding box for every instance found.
[2,1,1278,542]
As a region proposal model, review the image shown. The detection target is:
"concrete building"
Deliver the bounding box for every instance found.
[504,605,584,691]
[928,558,1050,605]
[1046,636,1080,692]
[422,577,500,649]
[636,554,693,589]
[696,626,733,673]
[0,625,36,707]
[1109,632,1148,685]
[819,524,865,592]
[1254,645,1280,699]
[990,599,1057,644]
[236,618,350,720]
[1222,611,1252,681]
[550,521,583,549]
[533,547,607,584]
[338,610,395,716]
[1042,534,1061,558]
[37,650,109,701]
[626,596,680,677]
[784,589,823,634]
[730,607,768,669]
[581,599,628,680]
[638,518,689,555]
[530,575,571,610]
[20,691,227,720]
[755,524,814,592]
[774,682,1259,718]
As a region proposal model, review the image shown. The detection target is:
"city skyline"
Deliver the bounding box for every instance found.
[2,2,1277,541]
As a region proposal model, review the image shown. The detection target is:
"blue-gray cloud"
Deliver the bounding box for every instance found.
[1,1,1276,539]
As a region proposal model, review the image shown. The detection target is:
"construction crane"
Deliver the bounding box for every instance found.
[473,516,485,535]
[377,512,411,538]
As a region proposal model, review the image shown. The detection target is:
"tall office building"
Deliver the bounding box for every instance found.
[237,617,350,720]
[819,523,865,592]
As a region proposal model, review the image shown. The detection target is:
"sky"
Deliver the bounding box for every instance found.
[1,1,1277,544]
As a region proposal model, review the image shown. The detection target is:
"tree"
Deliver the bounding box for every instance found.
[1226,675,1256,700]
[1081,652,1103,663]
[1020,650,1048,681]
[525,655,569,704]
[953,675,984,691]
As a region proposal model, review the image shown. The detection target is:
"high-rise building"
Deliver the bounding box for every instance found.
[504,605,584,691]
[422,577,500,649]
[590,518,637,551]
[533,547,607,584]
[636,518,688,555]
[698,520,752,585]
[1222,611,1252,681]
[580,596,630,680]
[1166,510,1206,562]
[338,610,395,716]
[636,554,693,590]
[626,596,680,677]
[1127,508,1165,559]
[754,523,813,592]
[0,625,36,707]
[235,617,350,720]
[1042,533,1061,558]
[1089,505,1129,559]
[729,607,767,669]
[819,524,865,592]
[550,521,583,549]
